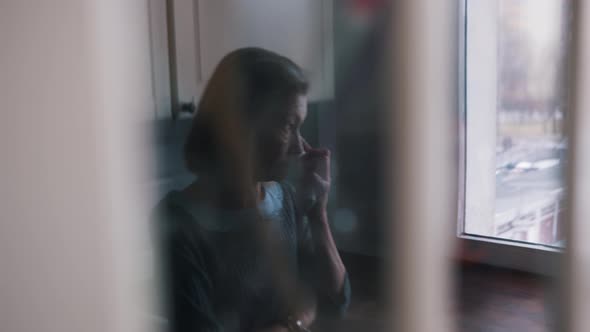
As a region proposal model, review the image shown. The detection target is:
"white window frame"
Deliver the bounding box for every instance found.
[459,0,563,276]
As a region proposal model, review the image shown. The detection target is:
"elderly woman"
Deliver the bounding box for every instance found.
[154,47,350,332]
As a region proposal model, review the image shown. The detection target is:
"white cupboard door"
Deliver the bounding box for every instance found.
[148,0,172,119]
[172,0,334,109]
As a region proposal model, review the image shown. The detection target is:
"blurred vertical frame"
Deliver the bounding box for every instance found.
[562,0,590,331]
[385,1,459,331]
[1,1,156,332]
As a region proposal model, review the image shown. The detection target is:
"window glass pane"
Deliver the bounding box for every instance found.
[465,0,570,247]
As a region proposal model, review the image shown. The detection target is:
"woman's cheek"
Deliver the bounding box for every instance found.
[258,131,288,163]
[272,130,290,155]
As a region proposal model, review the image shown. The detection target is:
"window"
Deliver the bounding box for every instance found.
[462,0,571,249]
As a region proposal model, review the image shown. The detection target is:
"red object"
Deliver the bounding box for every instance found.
[352,0,384,12]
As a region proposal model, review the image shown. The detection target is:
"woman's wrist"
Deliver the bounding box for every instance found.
[306,204,328,224]
[286,316,312,332]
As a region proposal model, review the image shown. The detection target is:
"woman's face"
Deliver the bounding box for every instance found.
[255,94,308,181]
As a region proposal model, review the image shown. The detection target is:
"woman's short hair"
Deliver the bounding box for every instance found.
[184,47,309,176]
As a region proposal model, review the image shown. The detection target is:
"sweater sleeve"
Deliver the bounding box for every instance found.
[296,215,352,317]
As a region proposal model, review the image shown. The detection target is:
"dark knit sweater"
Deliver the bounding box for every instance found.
[153,181,351,332]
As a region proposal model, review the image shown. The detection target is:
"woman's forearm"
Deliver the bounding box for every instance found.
[307,208,347,297]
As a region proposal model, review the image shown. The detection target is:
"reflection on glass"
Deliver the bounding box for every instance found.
[494,0,569,246]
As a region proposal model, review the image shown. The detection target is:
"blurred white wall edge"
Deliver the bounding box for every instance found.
[0,1,157,332]
[387,1,458,332]
[564,1,590,331]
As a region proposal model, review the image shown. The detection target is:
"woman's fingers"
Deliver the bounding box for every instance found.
[303,151,330,177]
[312,172,329,188]
[299,140,331,193]
[300,137,330,157]
[301,149,330,162]
[301,137,312,153]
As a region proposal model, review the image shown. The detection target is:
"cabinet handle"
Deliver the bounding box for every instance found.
[179,99,196,114]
